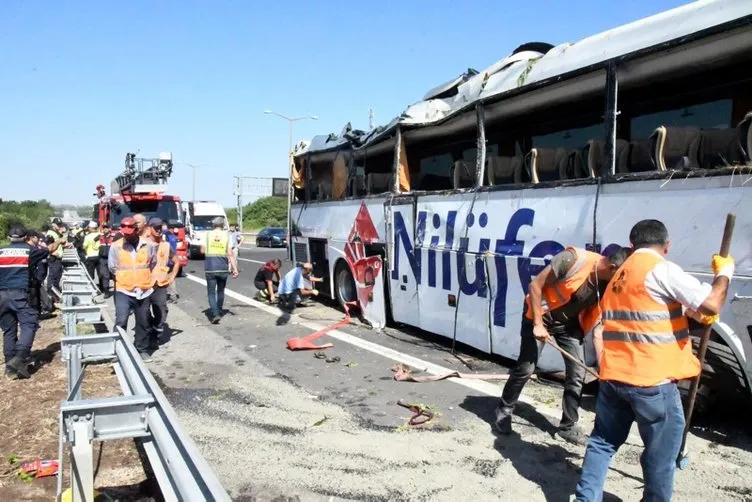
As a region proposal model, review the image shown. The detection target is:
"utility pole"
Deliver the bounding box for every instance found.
[369,108,374,130]
[234,175,243,232]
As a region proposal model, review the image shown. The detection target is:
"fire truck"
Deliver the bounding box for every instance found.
[93,152,189,267]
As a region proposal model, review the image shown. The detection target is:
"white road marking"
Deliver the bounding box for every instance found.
[184,273,562,420]
[237,257,266,265]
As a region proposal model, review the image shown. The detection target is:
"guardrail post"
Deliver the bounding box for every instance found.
[63,309,77,337]
[67,346,82,401]
[69,417,95,502]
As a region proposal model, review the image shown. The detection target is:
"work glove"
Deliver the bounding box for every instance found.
[687,309,719,326]
[711,254,735,280]
[311,289,319,296]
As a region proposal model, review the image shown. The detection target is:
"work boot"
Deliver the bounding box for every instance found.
[494,408,512,435]
[7,356,31,379]
[4,365,16,378]
[555,426,589,446]
[138,351,153,363]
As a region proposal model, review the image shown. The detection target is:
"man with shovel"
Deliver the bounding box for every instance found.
[495,245,629,445]
[575,219,733,501]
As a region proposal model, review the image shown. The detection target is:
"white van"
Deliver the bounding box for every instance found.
[182,201,229,259]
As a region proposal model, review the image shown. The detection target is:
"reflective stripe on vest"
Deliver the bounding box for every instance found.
[113,242,154,292]
[599,251,699,386]
[153,241,172,287]
[524,247,602,321]
[204,229,229,273]
[0,243,31,290]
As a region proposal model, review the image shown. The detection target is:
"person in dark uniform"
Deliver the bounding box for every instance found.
[1,225,48,379]
[98,224,114,297]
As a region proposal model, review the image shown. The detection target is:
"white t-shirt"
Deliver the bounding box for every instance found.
[637,248,712,311]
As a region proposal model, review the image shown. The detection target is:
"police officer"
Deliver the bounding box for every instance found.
[1,225,48,379]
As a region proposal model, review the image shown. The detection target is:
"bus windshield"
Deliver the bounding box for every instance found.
[110,200,182,228]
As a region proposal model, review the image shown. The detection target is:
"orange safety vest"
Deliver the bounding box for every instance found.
[524,247,603,322]
[599,251,700,386]
[152,240,172,287]
[113,241,154,292]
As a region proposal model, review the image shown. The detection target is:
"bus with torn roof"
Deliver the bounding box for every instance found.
[287,0,752,406]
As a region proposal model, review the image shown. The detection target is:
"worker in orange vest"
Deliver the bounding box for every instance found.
[495,246,629,445]
[108,216,157,362]
[147,217,179,346]
[575,219,733,501]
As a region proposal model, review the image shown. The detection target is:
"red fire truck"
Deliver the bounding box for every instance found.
[94,152,189,267]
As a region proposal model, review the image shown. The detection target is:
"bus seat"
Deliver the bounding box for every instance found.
[583,138,629,176]
[737,112,752,162]
[567,148,589,179]
[452,160,476,189]
[351,172,366,196]
[695,128,745,169]
[526,147,569,183]
[486,156,523,185]
[651,126,700,171]
[367,173,392,194]
[627,139,658,172]
[316,181,333,201]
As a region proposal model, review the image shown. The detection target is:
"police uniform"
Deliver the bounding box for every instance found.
[1,227,46,378]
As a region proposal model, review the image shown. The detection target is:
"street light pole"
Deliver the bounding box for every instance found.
[263,110,318,262]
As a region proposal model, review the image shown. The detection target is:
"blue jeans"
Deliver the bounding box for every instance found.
[575,380,685,502]
[205,273,228,317]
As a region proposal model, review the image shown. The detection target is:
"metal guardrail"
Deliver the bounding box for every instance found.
[56,249,230,501]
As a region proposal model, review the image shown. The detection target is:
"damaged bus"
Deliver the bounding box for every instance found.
[288,0,752,406]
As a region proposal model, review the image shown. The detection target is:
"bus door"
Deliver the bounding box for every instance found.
[387,198,420,327]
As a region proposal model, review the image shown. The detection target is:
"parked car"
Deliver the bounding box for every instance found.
[256,227,288,248]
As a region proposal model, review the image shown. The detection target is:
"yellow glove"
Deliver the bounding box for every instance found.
[695,312,719,326]
[711,254,734,279]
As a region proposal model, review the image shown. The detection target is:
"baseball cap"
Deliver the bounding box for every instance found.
[148,217,164,227]
[88,221,98,229]
[120,217,137,235]
[8,225,27,239]
[51,217,62,225]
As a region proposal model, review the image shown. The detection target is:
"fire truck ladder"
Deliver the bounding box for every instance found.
[111,152,174,195]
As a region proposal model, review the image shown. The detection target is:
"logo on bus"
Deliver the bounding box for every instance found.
[391,208,622,327]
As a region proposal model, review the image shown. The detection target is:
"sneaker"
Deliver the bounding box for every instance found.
[494,409,513,435]
[4,366,17,378]
[556,426,589,446]
[211,315,220,325]
[138,351,153,363]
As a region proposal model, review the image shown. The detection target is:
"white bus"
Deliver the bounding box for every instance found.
[288,0,752,405]
[182,201,229,259]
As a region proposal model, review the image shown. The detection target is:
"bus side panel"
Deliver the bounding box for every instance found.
[293,199,389,328]
[389,201,420,327]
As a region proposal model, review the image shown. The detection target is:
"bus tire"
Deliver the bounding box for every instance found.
[678,332,748,414]
[334,260,356,306]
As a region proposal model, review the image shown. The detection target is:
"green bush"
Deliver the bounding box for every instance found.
[0,199,56,243]
[227,196,287,231]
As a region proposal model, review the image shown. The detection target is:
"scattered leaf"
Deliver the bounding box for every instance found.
[6,455,18,465]
[345,362,358,368]
[310,416,329,427]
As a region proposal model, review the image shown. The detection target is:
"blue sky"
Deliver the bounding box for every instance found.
[0,0,689,207]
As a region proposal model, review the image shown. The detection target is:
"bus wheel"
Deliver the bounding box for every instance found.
[334,260,356,306]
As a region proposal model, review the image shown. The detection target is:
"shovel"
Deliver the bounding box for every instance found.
[677,213,735,469]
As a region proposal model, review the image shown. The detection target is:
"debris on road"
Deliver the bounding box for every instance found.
[397,399,436,426]
[310,416,330,427]
[313,351,341,363]
[285,301,356,351]
[391,362,526,383]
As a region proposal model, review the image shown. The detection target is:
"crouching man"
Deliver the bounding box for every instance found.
[495,246,629,445]
[277,262,321,311]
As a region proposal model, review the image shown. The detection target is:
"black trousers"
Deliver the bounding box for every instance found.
[149,286,168,339]
[114,292,154,353]
[98,258,111,294]
[85,257,99,286]
[47,257,63,299]
[498,316,586,431]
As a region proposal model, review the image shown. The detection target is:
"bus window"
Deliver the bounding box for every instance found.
[532,123,604,150]
[418,153,453,191]
[630,99,733,140]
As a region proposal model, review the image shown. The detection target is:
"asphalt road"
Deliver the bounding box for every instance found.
[134,243,752,500]
[177,243,529,430]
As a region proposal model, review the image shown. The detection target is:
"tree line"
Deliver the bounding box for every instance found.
[226,196,287,230]
[0,199,57,243]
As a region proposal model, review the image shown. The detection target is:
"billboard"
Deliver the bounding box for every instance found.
[272,177,288,197]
